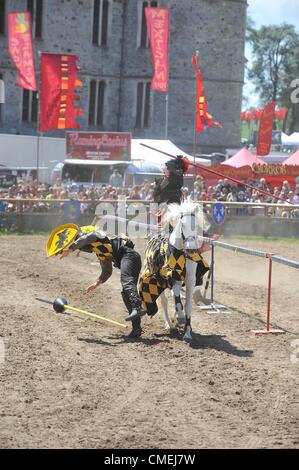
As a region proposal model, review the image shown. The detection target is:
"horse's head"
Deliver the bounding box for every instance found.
[163,202,209,251]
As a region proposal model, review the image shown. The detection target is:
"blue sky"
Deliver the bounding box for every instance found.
[244,0,299,107]
[247,0,299,30]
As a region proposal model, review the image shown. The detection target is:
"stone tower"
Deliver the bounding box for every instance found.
[0,0,247,153]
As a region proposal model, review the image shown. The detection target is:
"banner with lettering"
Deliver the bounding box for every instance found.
[8,12,37,91]
[40,53,83,132]
[145,7,169,92]
[66,132,131,160]
[257,101,276,156]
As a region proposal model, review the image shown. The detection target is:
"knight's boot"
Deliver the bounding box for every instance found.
[125,306,146,322]
[124,290,146,322]
[128,317,142,338]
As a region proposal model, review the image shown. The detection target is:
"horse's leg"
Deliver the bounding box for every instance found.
[183,259,197,341]
[172,281,185,327]
[160,290,172,330]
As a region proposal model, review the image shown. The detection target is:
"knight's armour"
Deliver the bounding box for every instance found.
[69,227,134,269]
[153,155,190,205]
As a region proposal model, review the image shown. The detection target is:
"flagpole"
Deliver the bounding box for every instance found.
[165,94,169,139]
[165,11,169,140]
[36,126,40,183]
[193,50,199,187]
[36,51,42,184]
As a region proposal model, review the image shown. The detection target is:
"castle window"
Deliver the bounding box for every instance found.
[27,0,43,39]
[89,79,105,127]
[92,0,109,46]
[22,89,38,123]
[137,0,158,48]
[136,82,151,128]
[0,0,5,35]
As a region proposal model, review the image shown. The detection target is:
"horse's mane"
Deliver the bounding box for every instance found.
[162,201,210,232]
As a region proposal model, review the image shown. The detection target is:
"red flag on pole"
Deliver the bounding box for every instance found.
[192,53,222,132]
[253,109,263,121]
[145,7,169,92]
[257,101,276,156]
[39,53,83,132]
[275,108,288,122]
[8,12,37,91]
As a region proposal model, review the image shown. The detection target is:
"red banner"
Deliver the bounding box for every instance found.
[66,132,131,160]
[192,54,222,132]
[40,53,83,132]
[145,7,169,92]
[8,12,37,91]
[257,101,276,156]
[253,163,299,177]
[275,108,288,122]
[199,164,253,180]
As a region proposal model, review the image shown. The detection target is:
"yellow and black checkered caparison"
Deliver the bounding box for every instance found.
[139,236,210,316]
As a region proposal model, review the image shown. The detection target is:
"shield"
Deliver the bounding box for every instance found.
[46,223,79,257]
[212,203,226,225]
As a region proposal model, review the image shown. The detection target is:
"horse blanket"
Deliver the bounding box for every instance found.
[139,235,210,315]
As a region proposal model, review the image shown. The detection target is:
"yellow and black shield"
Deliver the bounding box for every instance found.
[46,223,79,257]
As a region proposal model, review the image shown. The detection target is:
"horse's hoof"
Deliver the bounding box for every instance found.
[176,317,186,327]
[183,325,192,342]
[169,326,178,334]
[183,333,192,342]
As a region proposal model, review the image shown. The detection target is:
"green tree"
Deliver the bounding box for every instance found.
[247,23,299,132]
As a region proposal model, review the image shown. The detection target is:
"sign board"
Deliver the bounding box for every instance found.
[66,132,131,161]
[252,163,299,177]
[213,203,226,225]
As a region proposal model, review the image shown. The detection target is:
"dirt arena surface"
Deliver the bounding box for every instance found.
[0,235,298,449]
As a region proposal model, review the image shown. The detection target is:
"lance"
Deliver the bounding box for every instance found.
[36,297,128,329]
[140,143,293,205]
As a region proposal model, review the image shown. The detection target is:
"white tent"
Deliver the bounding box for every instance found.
[131,139,210,168]
[281,132,299,146]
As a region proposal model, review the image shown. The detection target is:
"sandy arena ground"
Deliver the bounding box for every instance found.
[0,235,298,449]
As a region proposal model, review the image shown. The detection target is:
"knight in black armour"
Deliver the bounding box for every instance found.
[153,155,190,205]
[47,224,146,338]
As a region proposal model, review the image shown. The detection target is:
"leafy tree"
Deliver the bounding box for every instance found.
[246,23,299,132]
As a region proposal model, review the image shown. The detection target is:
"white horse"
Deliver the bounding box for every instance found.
[142,201,209,341]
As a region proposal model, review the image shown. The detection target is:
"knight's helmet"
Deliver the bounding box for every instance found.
[165,155,190,175]
[46,224,96,257]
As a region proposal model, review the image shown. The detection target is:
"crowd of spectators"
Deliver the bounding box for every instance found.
[0,174,299,219]
[0,177,155,216]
